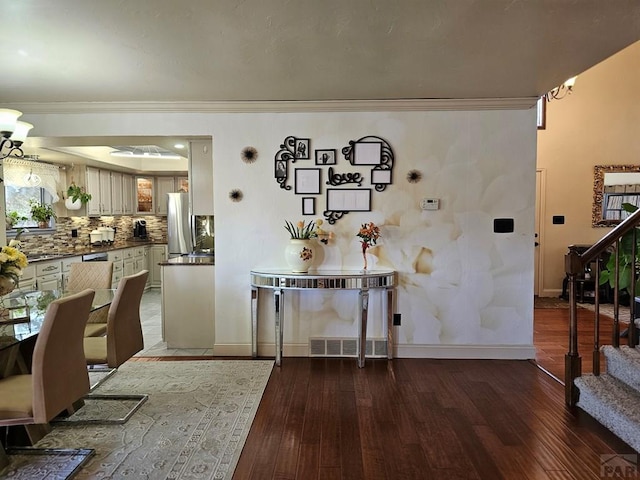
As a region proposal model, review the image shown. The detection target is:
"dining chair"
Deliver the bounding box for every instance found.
[66,261,113,337]
[68,270,149,424]
[0,289,95,445]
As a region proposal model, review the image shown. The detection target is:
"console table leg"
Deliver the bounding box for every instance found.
[251,287,258,358]
[358,288,369,368]
[387,287,394,360]
[274,289,283,366]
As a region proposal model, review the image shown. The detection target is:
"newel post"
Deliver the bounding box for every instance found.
[565,245,582,406]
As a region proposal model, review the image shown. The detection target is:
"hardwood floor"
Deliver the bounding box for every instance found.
[232,307,638,480]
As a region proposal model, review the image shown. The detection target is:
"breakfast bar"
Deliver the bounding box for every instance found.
[250,268,396,368]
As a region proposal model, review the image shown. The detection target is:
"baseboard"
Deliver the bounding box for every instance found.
[214,343,536,360]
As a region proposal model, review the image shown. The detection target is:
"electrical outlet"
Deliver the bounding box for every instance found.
[71,229,78,238]
[393,313,401,326]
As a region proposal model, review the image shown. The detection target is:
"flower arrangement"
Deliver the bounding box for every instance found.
[0,245,28,283]
[357,222,381,270]
[284,219,320,239]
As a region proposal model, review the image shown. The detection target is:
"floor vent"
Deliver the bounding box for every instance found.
[309,338,387,358]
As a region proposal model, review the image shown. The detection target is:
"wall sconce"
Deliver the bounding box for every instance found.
[0,109,33,159]
[545,76,577,101]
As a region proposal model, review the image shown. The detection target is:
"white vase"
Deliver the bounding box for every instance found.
[65,197,82,210]
[284,239,315,273]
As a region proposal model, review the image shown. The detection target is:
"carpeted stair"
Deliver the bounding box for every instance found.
[575,345,640,452]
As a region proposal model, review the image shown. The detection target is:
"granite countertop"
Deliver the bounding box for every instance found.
[24,240,166,263]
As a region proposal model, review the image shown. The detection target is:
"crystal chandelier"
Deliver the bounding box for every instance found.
[0,109,33,159]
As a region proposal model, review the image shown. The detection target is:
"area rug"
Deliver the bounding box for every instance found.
[6,360,273,480]
[578,302,632,323]
[534,296,570,309]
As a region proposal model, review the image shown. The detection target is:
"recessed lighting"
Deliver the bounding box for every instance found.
[174,143,185,149]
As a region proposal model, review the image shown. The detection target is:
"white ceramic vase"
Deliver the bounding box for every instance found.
[285,239,314,273]
[65,197,82,210]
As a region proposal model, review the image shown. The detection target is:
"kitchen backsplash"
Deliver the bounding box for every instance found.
[15,215,167,254]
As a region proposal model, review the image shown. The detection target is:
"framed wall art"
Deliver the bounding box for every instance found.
[315,149,336,165]
[302,197,315,215]
[294,168,322,195]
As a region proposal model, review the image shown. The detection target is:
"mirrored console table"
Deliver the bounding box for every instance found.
[250,268,396,367]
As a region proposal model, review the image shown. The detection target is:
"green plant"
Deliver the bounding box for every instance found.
[5,211,28,228]
[599,202,640,293]
[66,182,92,204]
[29,200,57,224]
[284,219,320,239]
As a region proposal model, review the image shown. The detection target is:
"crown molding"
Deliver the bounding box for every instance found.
[7,97,537,115]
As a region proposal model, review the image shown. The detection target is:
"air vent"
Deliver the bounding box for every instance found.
[309,337,387,358]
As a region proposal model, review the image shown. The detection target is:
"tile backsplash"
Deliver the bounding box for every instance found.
[14,215,167,254]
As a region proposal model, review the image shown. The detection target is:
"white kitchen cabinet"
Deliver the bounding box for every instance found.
[36,260,63,290]
[190,140,214,215]
[86,167,102,216]
[149,245,167,287]
[108,250,124,288]
[122,174,134,215]
[110,172,124,215]
[17,265,36,292]
[98,170,112,215]
[61,256,83,290]
[155,177,175,215]
[123,247,135,276]
[135,176,154,214]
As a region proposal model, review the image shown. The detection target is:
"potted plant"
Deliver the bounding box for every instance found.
[29,200,57,228]
[65,182,92,210]
[5,211,28,229]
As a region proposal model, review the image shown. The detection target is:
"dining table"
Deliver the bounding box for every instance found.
[0,288,116,471]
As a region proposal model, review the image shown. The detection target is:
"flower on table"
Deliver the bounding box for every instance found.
[0,245,28,283]
[284,219,320,239]
[357,222,381,251]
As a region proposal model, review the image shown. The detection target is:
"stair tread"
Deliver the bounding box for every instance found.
[576,374,640,414]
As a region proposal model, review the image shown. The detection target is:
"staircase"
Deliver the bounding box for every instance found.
[565,207,640,450]
[574,346,640,451]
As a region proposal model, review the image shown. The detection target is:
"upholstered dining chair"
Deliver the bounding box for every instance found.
[0,289,95,445]
[70,270,149,424]
[66,261,113,337]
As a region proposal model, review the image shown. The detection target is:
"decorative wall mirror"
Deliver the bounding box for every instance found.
[592,164,640,227]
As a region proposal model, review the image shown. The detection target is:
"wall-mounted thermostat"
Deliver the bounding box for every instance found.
[420,198,440,210]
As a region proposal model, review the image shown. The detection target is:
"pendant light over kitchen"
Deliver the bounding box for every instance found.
[0,108,34,159]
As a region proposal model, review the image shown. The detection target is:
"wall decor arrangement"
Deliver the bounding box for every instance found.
[273,135,394,224]
[241,146,258,164]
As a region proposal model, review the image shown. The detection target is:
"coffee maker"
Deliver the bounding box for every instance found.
[133,220,148,239]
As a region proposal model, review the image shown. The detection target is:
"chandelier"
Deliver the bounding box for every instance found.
[545,76,577,101]
[0,109,33,160]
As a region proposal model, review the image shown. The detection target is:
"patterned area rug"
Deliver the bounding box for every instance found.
[534,296,570,309]
[4,360,273,480]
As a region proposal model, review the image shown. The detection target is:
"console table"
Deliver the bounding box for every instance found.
[250,268,396,368]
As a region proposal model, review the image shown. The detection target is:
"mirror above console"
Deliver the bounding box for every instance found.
[593,164,640,227]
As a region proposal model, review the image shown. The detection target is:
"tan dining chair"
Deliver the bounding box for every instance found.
[66,261,113,337]
[71,270,149,424]
[0,289,95,445]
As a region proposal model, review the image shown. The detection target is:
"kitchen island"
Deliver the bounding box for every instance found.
[160,255,215,348]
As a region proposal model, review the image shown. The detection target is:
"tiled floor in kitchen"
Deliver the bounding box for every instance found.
[135,288,214,357]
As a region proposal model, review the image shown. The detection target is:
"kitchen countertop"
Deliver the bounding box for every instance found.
[24,240,166,263]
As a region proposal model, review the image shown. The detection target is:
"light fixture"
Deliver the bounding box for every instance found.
[545,76,577,101]
[0,108,34,159]
[110,145,182,160]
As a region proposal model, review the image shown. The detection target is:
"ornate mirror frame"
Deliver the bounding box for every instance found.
[592,164,640,227]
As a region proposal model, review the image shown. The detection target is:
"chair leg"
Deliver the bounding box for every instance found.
[51,394,149,425]
[87,366,117,391]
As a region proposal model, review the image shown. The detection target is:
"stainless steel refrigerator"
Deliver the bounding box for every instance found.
[167,192,215,258]
[167,192,193,257]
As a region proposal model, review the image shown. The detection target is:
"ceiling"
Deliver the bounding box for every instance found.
[2,0,640,171]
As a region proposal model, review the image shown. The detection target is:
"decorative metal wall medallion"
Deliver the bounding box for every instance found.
[229,189,243,202]
[241,146,258,164]
[406,169,422,183]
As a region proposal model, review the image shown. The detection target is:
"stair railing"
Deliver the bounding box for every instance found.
[565,207,640,406]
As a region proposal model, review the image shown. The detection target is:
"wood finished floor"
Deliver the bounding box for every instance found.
[137,306,639,479]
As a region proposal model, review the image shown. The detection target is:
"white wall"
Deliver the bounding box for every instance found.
[21,105,537,359]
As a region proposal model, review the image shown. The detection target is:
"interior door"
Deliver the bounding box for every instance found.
[534,169,545,296]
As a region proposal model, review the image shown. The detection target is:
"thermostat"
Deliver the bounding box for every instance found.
[420,198,440,210]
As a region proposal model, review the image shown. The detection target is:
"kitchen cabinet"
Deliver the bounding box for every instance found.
[123,247,136,276]
[98,170,112,215]
[149,245,167,287]
[61,255,83,290]
[86,167,114,216]
[155,177,175,215]
[135,176,154,214]
[122,174,134,215]
[190,140,213,215]
[17,265,36,292]
[36,260,63,291]
[176,177,189,193]
[110,172,124,215]
[108,250,124,288]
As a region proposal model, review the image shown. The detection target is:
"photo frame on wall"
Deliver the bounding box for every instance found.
[294,168,322,195]
[295,138,310,159]
[315,149,336,165]
[302,197,315,215]
[326,188,371,211]
[371,169,392,185]
[352,141,382,165]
